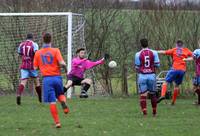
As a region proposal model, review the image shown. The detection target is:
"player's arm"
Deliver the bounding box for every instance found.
[183,49,194,61]
[157,49,173,56]
[59,61,67,74]
[157,50,166,54]
[134,53,140,71]
[33,52,39,70]
[33,43,39,54]
[56,49,67,74]
[85,58,105,70]
[153,51,160,68]
[183,57,193,61]
[17,45,23,61]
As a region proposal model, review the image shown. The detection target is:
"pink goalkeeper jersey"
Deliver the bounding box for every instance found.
[18,40,38,70]
[68,57,104,79]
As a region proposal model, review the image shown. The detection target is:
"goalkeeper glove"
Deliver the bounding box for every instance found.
[104,53,110,60]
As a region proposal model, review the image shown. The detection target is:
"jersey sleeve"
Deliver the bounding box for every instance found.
[33,42,39,52]
[85,59,104,70]
[165,49,174,56]
[134,52,140,68]
[56,49,64,62]
[17,44,22,55]
[33,52,39,68]
[153,51,160,67]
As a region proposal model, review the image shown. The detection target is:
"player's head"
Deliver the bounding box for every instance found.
[76,48,86,59]
[26,33,33,40]
[140,38,148,48]
[176,40,183,47]
[43,33,51,44]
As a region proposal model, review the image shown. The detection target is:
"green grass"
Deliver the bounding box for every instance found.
[1,96,200,136]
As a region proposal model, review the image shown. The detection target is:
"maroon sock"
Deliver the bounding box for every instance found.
[196,89,200,104]
[151,94,157,115]
[17,84,24,96]
[35,86,42,102]
[140,96,147,115]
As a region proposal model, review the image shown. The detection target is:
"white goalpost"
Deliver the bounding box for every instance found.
[0,12,85,98]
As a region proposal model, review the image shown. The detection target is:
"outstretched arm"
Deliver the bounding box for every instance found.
[157,50,166,54]
[85,58,105,70]
[183,57,193,61]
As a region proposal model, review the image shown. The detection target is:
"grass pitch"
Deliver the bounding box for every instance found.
[0,96,200,136]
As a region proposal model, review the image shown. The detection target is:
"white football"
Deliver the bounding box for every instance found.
[108,61,117,68]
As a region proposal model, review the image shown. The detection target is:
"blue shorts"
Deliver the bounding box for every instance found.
[165,70,185,85]
[20,69,38,80]
[43,76,64,103]
[138,73,156,94]
[193,76,200,86]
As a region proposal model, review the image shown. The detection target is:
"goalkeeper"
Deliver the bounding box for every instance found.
[63,48,109,98]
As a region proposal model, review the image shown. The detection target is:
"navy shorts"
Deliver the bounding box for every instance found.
[165,70,185,85]
[67,75,84,86]
[43,76,64,103]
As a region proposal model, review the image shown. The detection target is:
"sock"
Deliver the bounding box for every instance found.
[50,104,60,124]
[17,84,24,96]
[35,86,42,102]
[63,86,69,93]
[150,94,157,115]
[172,88,179,104]
[195,89,200,104]
[140,96,147,115]
[58,95,66,103]
[82,83,90,92]
[58,95,69,113]
[161,83,167,97]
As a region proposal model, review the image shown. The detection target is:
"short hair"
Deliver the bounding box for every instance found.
[43,33,51,44]
[176,40,183,47]
[26,33,33,40]
[76,48,85,54]
[140,38,148,48]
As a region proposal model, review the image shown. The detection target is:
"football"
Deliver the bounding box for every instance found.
[108,61,117,68]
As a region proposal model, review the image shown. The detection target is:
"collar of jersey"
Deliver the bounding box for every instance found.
[43,44,51,48]
[142,48,149,50]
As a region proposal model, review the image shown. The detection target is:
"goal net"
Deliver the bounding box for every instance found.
[0,12,88,97]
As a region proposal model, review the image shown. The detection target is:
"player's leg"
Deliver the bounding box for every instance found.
[80,78,92,98]
[63,80,73,93]
[16,69,29,105]
[31,70,42,103]
[171,84,180,105]
[157,70,175,103]
[193,76,200,105]
[196,86,200,105]
[55,76,70,114]
[50,102,61,128]
[43,77,61,128]
[171,71,185,105]
[148,74,157,117]
[138,74,148,116]
[157,81,168,103]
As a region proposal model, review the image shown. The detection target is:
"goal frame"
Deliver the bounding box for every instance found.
[0,12,84,98]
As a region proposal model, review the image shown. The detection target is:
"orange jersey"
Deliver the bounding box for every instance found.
[165,47,192,71]
[33,47,64,76]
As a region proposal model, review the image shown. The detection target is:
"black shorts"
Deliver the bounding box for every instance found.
[67,75,84,86]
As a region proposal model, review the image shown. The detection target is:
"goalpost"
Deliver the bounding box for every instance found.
[0,12,85,98]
